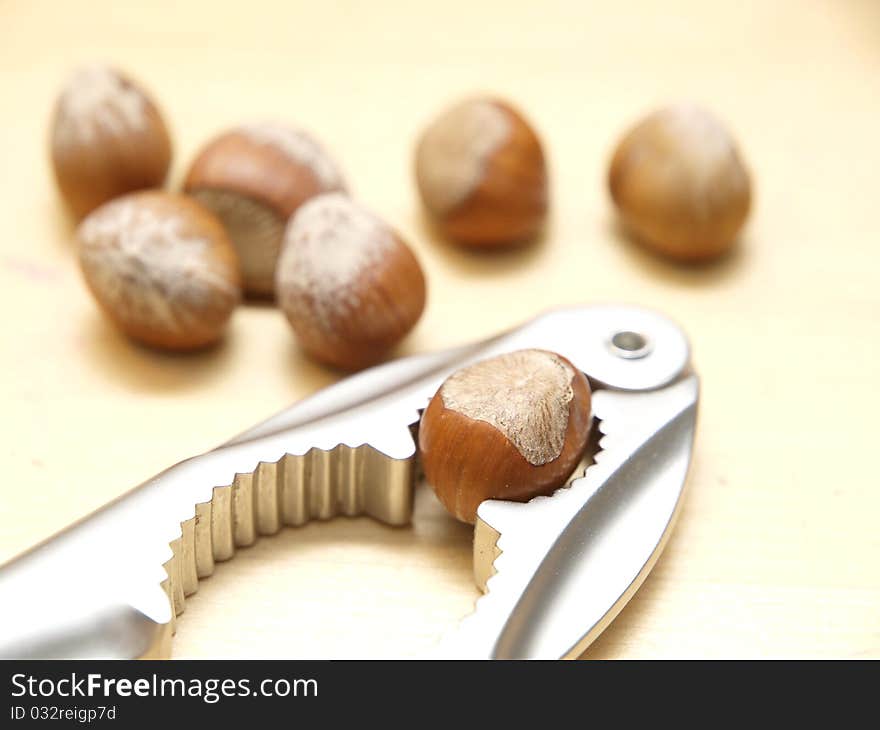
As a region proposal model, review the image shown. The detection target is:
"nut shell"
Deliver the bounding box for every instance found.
[76,191,241,350]
[609,104,751,261]
[276,193,426,371]
[419,349,591,523]
[184,123,346,296]
[415,97,548,247]
[50,65,172,219]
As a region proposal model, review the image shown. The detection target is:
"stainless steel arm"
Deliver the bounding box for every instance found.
[0,305,696,659]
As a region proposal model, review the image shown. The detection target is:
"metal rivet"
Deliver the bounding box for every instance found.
[609,330,651,359]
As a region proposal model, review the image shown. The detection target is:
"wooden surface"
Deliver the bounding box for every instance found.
[1,0,878,659]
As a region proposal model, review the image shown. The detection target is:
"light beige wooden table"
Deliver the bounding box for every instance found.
[1,0,878,659]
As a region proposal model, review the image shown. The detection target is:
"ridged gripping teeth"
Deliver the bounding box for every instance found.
[157,442,416,634]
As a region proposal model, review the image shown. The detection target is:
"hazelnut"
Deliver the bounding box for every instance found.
[275,192,426,371]
[183,123,346,296]
[418,349,592,523]
[609,104,751,261]
[414,97,548,247]
[50,64,173,220]
[76,191,241,350]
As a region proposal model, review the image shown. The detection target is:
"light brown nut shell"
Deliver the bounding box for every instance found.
[418,349,592,523]
[50,65,172,220]
[609,104,751,261]
[76,191,241,350]
[184,124,346,296]
[275,193,426,371]
[415,97,548,247]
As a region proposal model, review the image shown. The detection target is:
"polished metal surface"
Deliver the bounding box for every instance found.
[0,304,698,659]
[441,376,698,658]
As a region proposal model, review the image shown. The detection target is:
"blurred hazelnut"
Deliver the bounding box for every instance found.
[77,191,241,350]
[50,65,172,219]
[418,349,592,523]
[415,97,548,247]
[609,104,751,261]
[184,123,346,296]
[276,193,426,371]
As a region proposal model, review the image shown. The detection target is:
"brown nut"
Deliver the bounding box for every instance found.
[609,104,751,261]
[276,192,426,371]
[414,97,548,247]
[418,349,592,523]
[183,123,346,296]
[50,65,173,219]
[76,191,241,350]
